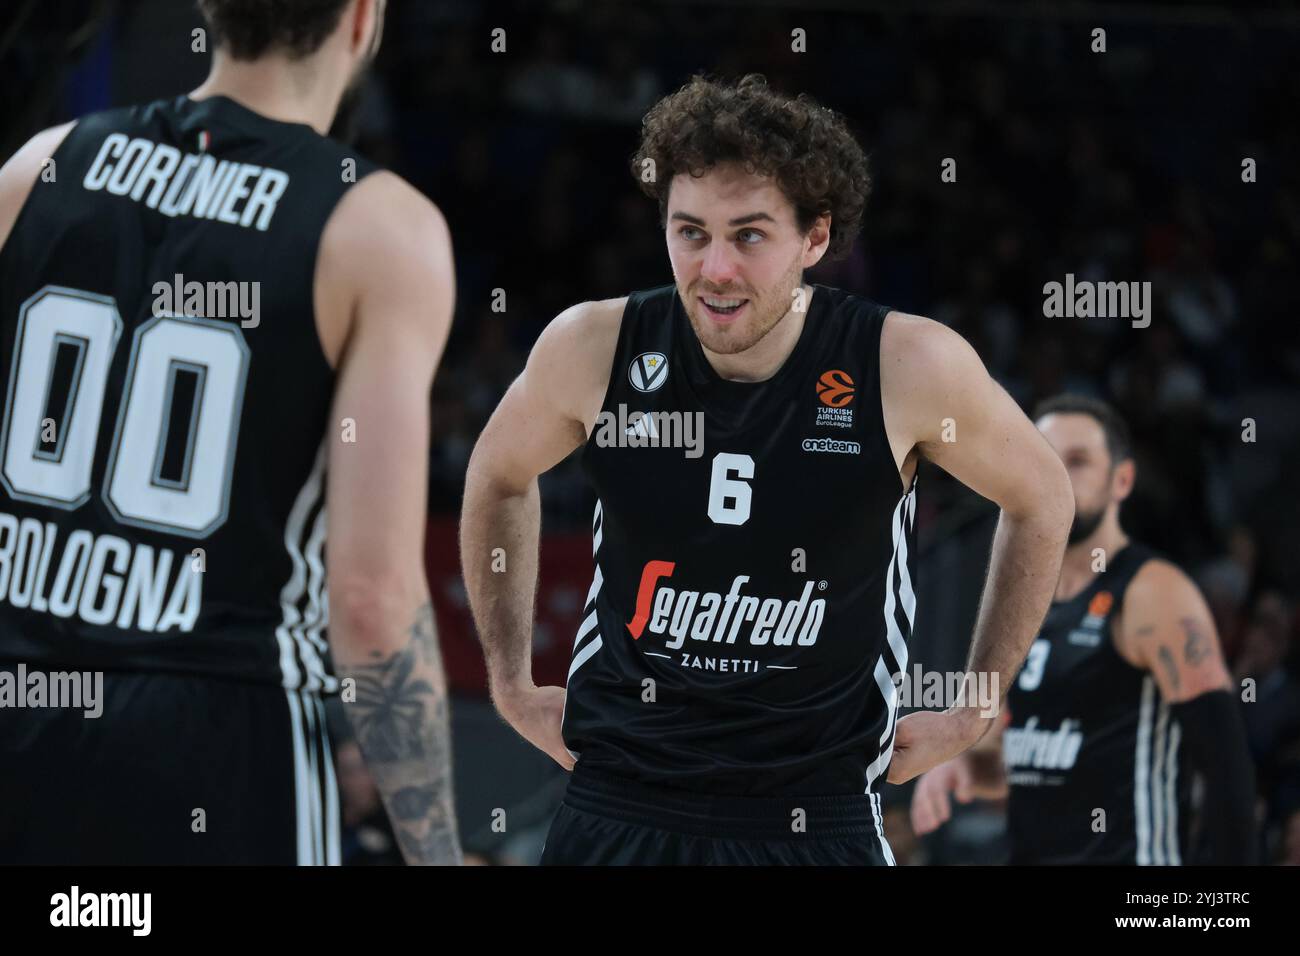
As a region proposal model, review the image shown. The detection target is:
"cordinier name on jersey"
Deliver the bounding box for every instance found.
[626,560,827,651]
[1003,716,1084,781]
[0,511,201,632]
[82,133,289,231]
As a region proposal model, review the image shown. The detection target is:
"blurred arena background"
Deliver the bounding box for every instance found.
[4,0,1298,865]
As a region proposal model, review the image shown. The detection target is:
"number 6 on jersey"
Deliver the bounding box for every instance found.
[707,452,754,526]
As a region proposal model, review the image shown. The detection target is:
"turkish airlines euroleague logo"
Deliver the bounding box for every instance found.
[815,369,855,429]
[625,559,827,650]
[1078,590,1114,633]
[816,369,855,407]
[1088,591,1114,618]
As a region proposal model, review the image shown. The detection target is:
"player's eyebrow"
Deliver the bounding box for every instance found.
[669,211,777,226]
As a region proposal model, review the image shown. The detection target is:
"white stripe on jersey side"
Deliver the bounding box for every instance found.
[871,792,897,865]
[302,504,337,693]
[308,693,341,865]
[577,565,604,639]
[322,703,342,866]
[303,691,326,866]
[1151,698,1170,864]
[277,444,328,691]
[289,504,330,693]
[562,500,605,760]
[285,689,337,866]
[1164,719,1182,865]
[865,488,917,791]
[571,500,604,665]
[574,608,599,648]
[1134,676,1156,864]
[568,634,604,678]
[286,688,316,865]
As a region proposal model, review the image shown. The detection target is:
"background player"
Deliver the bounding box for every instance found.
[0,0,460,863]
[460,74,1075,865]
[911,395,1257,864]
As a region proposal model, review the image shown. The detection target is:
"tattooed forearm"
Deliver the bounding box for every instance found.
[342,602,462,865]
[1157,645,1181,694]
[1181,617,1210,666]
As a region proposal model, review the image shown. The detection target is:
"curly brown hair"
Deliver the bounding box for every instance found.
[631,74,870,262]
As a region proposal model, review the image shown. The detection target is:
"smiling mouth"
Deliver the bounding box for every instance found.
[699,295,749,320]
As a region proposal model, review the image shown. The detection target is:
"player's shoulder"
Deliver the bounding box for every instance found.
[878,309,986,407]
[880,309,969,365]
[1,122,77,183]
[318,171,452,309]
[544,296,628,349]
[533,295,624,361]
[1125,555,1205,610]
[0,121,78,249]
[326,171,449,253]
[525,297,627,415]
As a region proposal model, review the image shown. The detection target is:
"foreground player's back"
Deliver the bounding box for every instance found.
[0,94,376,690]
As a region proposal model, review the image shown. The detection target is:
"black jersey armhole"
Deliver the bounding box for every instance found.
[3,117,95,260]
[870,305,913,497]
[577,289,663,467]
[1105,544,1161,673]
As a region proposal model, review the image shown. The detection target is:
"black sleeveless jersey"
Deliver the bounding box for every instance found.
[561,284,917,796]
[1005,543,1191,864]
[0,95,378,690]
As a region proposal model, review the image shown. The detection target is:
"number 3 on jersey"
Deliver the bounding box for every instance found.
[707,452,754,526]
[1,286,249,538]
[1018,639,1051,691]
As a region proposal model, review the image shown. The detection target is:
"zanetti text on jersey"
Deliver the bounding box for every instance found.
[81,133,289,231]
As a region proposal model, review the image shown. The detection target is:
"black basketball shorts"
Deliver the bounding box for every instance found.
[0,665,338,864]
[540,764,895,866]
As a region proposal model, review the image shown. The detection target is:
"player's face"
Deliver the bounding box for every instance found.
[1037,412,1117,543]
[665,164,818,356]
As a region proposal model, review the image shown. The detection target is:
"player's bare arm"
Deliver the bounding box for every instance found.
[881,314,1074,784]
[1113,559,1256,863]
[459,297,625,770]
[1113,559,1232,699]
[317,172,461,864]
[0,123,75,249]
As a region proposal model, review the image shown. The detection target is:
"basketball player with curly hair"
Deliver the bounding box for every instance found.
[461,74,1074,865]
